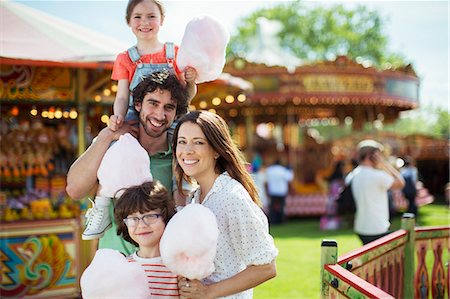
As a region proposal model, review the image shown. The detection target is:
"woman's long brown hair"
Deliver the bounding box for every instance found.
[173,111,260,206]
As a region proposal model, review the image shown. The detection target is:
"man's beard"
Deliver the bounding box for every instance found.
[139,115,169,138]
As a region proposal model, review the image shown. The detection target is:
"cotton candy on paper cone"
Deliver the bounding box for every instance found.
[177,15,230,83]
[97,133,152,198]
[80,249,149,298]
[160,204,219,280]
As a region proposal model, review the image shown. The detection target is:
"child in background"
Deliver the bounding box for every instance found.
[115,180,179,298]
[110,0,197,131]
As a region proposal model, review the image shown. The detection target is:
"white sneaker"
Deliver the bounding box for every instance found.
[82,197,112,240]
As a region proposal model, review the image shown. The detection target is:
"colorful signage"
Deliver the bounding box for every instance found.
[0,66,74,102]
[0,219,80,298]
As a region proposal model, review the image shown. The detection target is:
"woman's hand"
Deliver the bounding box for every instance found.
[178,277,210,299]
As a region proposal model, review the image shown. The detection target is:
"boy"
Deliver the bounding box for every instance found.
[115,181,180,298]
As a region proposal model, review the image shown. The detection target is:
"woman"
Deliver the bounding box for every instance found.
[173,111,278,299]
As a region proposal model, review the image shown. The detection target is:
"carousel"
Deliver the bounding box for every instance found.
[188,16,426,217]
[192,56,426,217]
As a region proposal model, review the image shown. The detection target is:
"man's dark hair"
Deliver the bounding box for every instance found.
[114,181,176,247]
[132,71,189,118]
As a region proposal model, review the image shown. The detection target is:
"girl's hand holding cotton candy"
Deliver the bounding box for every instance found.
[177,16,230,84]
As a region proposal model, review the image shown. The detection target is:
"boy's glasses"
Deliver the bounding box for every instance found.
[123,213,161,227]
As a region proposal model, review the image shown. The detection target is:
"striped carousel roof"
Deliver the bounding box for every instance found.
[0,1,126,64]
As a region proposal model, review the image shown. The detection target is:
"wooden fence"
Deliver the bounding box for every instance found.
[321,214,449,298]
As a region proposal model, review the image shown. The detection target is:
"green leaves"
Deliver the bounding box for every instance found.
[228,1,407,68]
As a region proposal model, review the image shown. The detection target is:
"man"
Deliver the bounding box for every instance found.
[346,140,405,245]
[400,156,419,217]
[66,70,189,254]
[266,160,294,225]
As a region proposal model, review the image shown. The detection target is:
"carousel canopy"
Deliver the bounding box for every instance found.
[0,1,127,65]
[217,56,420,128]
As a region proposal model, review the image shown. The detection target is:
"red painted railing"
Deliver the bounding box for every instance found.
[321,214,449,299]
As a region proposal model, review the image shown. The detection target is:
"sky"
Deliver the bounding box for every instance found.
[16,0,449,110]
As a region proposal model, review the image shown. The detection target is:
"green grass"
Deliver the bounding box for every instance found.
[253,204,449,299]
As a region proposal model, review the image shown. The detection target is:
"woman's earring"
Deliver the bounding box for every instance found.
[215,154,219,159]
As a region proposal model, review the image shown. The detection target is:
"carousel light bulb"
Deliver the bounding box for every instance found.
[225,95,235,104]
[63,111,70,118]
[229,108,238,117]
[237,94,246,102]
[11,106,19,116]
[55,108,63,119]
[48,111,55,119]
[188,104,196,111]
[111,84,118,92]
[30,107,38,116]
[103,88,111,96]
[212,97,221,106]
[344,116,353,126]
[373,119,383,130]
[101,114,109,124]
[199,101,207,109]
[396,158,405,168]
[94,95,102,102]
[208,108,216,114]
[330,118,339,126]
[41,110,49,118]
[69,108,78,119]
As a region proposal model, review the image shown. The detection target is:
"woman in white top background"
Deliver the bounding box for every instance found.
[173,110,278,299]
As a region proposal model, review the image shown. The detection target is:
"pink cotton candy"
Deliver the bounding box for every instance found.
[97,133,152,198]
[177,15,230,83]
[160,204,219,280]
[80,249,149,299]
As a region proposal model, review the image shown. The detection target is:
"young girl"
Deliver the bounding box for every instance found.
[115,180,180,298]
[110,0,197,131]
[173,111,278,299]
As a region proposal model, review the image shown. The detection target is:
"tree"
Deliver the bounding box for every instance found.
[382,107,450,139]
[228,1,406,68]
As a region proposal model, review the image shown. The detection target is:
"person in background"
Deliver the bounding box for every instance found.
[445,182,450,205]
[400,156,419,218]
[346,140,405,245]
[252,164,269,214]
[327,160,345,212]
[265,159,294,225]
[320,160,345,230]
[173,111,277,299]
